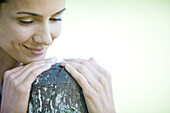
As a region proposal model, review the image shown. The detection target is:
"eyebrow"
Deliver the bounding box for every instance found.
[16,8,66,17]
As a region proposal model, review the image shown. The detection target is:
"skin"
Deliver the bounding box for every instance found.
[61,58,116,113]
[0,0,116,113]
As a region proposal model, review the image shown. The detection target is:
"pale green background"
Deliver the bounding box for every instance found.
[46,0,170,113]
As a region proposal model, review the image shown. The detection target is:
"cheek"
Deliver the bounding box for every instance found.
[0,26,27,50]
[51,23,62,39]
[10,25,34,43]
[0,23,33,48]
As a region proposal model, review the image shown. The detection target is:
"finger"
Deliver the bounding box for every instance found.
[3,65,24,80]
[3,58,52,89]
[13,58,57,85]
[3,66,25,95]
[25,57,57,66]
[12,57,56,79]
[61,59,101,78]
[63,58,112,86]
[89,57,109,74]
[63,58,84,63]
[66,62,97,82]
[62,58,107,74]
[62,59,107,85]
[5,61,49,94]
[88,58,113,98]
[88,58,112,92]
[65,63,91,90]
[21,64,52,89]
[33,57,57,66]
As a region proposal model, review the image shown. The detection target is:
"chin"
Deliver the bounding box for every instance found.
[16,53,47,65]
[11,47,49,64]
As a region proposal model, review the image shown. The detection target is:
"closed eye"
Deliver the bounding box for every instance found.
[19,20,34,24]
[18,18,62,25]
[50,18,62,22]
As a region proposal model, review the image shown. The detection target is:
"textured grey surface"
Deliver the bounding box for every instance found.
[27,63,88,113]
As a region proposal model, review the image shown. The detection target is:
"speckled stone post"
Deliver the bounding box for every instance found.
[27,63,88,113]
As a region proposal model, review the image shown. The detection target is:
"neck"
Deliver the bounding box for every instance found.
[0,48,20,85]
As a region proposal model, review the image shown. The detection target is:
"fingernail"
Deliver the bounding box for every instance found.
[65,63,70,67]
[50,57,57,62]
[46,63,51,67]
[61,60,67,64]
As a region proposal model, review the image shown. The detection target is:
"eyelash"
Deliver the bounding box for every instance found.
[19,20,34,24]
[50,18,62,21]
[19,18,62,24]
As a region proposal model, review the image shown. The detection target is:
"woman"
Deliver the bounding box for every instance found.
[0,0,116,113]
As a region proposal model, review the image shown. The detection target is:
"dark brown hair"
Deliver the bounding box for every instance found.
[0,0,7,11]
[0,0,7,3]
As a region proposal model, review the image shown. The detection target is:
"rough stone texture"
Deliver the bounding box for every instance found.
[27,63,88,113]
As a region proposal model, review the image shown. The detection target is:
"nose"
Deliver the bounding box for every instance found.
[33,23,53,45]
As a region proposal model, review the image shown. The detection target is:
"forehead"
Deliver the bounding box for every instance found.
[4,0,65,16]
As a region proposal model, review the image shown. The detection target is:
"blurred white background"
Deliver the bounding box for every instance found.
[46,0,170,113]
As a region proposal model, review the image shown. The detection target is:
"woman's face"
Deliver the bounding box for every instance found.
[0,0,66,64]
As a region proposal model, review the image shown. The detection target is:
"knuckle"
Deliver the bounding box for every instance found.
[11,79,19,88]
[16,85,29,94]
[78,65,86,71]
[4,70,10,76]
[84,89,97,99]
[7,74,15,82]
[95,83,103,92]
[98,76,107,85]
[28,62,37,67]
[76,74,83,81]
[28,63,33,67]
[83,89,92,98]
[4,71,11,79]
[30,70,39,76]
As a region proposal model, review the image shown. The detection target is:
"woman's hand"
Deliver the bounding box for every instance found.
[0,58,57,113]
[61,58,116,113]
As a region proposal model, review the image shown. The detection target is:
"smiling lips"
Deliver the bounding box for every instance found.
[23,45,45,55]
